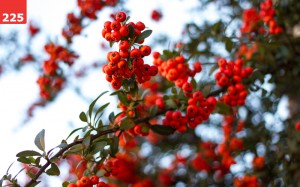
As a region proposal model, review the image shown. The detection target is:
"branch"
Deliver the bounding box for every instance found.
[24,127,119,187]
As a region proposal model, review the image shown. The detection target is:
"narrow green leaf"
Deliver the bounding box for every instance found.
[110,136,119,158]
[66,127,83,140]
[128,24,135,38]
[45,163,60,176]
[225,37,233,52]
[27,171,36,179]
[108,112,115,124]
[28,181,41,187]
[16,150,42,157]
[135,30,152,43]
[171,87,177,94]
[166,99,177,109]
[34,129,45,152]
[94,103,110,123]
[118,92,129,106]
[120,118,134,130]
[79,112,88,122]
[209,63,218,75]
[17,157,31,164]
[88,91,109,120]
[202,84,212,97]
[191,78,197,89]
[151,125,176,135]
[82,136,91,148]
[109,41,115,47]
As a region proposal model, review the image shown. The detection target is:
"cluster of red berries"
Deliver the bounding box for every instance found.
[37,43,78,100]
[101,12,158,90]
[152,52,202,90]
[215,58,253,106]
[234,175,259,187]
[151,10,162,22]
[259,0,283,35]
[62,13,83,43]
[241,0,282,35]
[162,93,216,132]
[186,91,217,128]
[77,0,116,20]
[67,175,110,187]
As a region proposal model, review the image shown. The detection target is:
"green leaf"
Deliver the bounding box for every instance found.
[66,127,83,140]
[94,102,110,122]
[79,112,88,122]
[171,87,177,94]
[191,78,197,89]
[17,157,32,164]
[27,171,36,179]
[209,63,218,75]
[88,91,109,120]
[108,112,115,124]
[109,41,115,47]
[214,102,231,115]
[202,84,212,97]
[224,37,233,52]
[110,136,119,158]
[128,24,135,38]
[28,181,41,187]
[166,99,177,109]
[82,136,91,148]
[91,141,107,154]
[62,181,70,187]
[149,105,158,118]
[120,118,134,130]
[151,125,176,135]
[16,150,42,157]
[45,163,60,176]
[34,129,45,152]
[134,30,152,43]
[118,92,129,106]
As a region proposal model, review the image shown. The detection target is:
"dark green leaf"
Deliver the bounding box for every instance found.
[166,99,177,109]
[135,30,152,43]
[34,129,45,152]
[79,112,88,122]
[110,136,119,158]
[28,181,41,187]
[91,141,107,154]
[109,41,115,47]
[191,78,197,89]
[45,163,60,176]
[209,63,218,75]
[202,84,212,97]
[118,92,129,106]
[62,181,70,187]
[109,112,115,124]
[82,136,91,148]
[128,24,135,38]
[16,150,42,157]
[88,91,109,120]
[214,102,231,115]
[94,102,110,122]
[120,118,134,130]
[171,87,177,94]
[17,157,31,164]
[27,171,36,179]
[225,37,233,52]
[66,127,83,140]
[151,125,176,135]
[149,105,158,118]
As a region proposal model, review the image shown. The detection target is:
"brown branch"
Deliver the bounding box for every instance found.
[24,127,119,187]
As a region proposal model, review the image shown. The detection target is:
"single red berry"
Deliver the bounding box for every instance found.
[67,184,77,187]
[111,31,121,42]
[119,40,130,51]
[111,21,121,31]
[130,48,141,59]
[182,82,193,92]
[295,122,300,131]
[115,11,127,22]
[140,45,151,56]
[135,21,145,31]
[119,25,129,36]
[111,79,122,90]
[193,61,202,73]
[90,175,99,185]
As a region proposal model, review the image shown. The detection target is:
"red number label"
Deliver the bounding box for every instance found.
[0,0,27,24]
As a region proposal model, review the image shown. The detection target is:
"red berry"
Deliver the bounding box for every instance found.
[130,48,141,59]
[182,82,193,92]
[140,45,151,56]
[67,184,77,187]
[111,80,122,90]
[135,21,145,31]
[119,40,130,51]
[90,175,99,185]
[119,25,129,36]
[111,21,121,31]
[115,11,127,22]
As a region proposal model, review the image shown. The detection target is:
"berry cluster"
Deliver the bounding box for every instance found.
[152,52,202,90]
[37,43,78,100]
[241,0,282,35]
[234,175,259,187]
[101,12,158,90]
[67,175,110,187]
[260,0,283,35]
[186,92,216,128]
[62,13,83,43]
[215,58,253,106]
[162,93,217,132]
